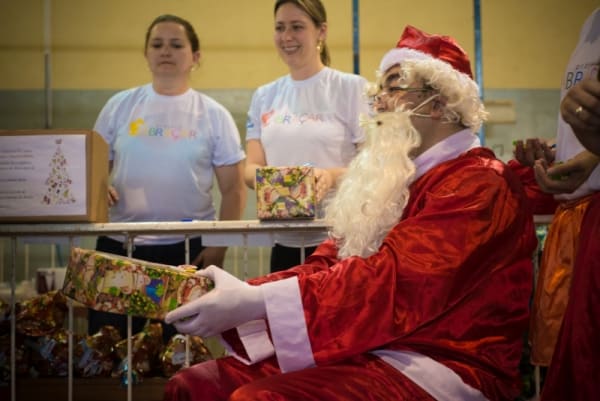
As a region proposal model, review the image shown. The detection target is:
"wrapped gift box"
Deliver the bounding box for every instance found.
[0,129,109,223]
[62,247,213,320]
[256,166,316,220]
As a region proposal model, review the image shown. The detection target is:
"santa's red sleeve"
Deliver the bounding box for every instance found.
[507,159,557,214]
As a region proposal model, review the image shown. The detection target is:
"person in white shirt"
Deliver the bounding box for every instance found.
[513,8,600,377]
[243,0,370,272]
[536,8,600,401]
[90,14,246,341]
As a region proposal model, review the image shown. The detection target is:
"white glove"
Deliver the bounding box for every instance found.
[165,265,266,338]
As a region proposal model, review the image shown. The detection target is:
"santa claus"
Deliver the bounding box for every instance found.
[163,25,536,401]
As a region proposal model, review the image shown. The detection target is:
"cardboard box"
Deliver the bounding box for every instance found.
[0,129,108,222]
[256,166,316,220]
[62,247,214,320]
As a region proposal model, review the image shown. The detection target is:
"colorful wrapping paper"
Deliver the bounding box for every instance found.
[256,166,316,220]
[62,248,213,320]
[15,290,68,337]
[160,334,212,376]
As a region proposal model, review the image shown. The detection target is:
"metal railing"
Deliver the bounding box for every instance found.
[0,216,552,401]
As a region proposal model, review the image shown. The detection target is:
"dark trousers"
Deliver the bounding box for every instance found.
[270,243,318,273]
[88,235,204,343]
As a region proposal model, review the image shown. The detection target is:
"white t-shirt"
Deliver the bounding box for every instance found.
[94,84,245,245]
[555,7,600,201]
[246,67,369,247]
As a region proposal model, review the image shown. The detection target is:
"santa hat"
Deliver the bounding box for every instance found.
[378,25,487,131]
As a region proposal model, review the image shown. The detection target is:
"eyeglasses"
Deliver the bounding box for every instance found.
[378,85,434,95]
[372,85,435,102]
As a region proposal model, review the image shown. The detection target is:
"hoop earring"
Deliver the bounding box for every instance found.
[317,40,323,52]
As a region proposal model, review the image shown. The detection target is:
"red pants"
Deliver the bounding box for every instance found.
[541,193,600,400]
[163,353,435,401]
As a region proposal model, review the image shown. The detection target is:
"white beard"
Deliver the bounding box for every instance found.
[325,111,421,259]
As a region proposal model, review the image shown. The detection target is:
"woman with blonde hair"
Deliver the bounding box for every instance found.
[244,0,370,272]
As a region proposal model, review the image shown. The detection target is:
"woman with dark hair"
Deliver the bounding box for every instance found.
[89,14,246,341]
[243,0,370,272]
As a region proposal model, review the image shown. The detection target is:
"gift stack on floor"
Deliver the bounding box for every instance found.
[0,248,215,401]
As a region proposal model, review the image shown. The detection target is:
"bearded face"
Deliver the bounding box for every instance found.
[324,59,484,259]
[325,66,427,260]
[325,109,421,260]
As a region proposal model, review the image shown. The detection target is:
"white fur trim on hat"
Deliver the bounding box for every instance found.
[377,48,488,131]
[379,48,434,73]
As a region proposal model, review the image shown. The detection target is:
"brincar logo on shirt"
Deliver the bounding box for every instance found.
[565,62,599,90]
[260,110,324,128]
[128,118,197,140]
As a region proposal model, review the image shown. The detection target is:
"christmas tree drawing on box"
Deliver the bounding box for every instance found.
[42,138,76,205]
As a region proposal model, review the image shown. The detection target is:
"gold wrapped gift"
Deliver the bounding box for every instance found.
[62,247,213,320]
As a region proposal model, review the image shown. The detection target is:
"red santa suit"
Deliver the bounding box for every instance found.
[164,130,537,401]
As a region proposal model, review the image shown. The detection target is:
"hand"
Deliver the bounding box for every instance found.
[164,265,266,338]
[533,150,600,194]
[560,78,600,155]
[513,138,555,167]
[107,185,119,207]
[192,246,227,268]
[560,78,600,134]
[314,168,334,202]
